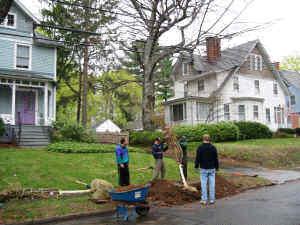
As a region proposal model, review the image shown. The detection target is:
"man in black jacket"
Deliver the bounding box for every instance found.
[195,134,219,205]
[152,137,168,180]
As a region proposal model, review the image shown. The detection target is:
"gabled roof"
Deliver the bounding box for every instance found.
[279,70,300,89]
[191,40,258,73]
[95,119,121,133]
[14,0,40,23]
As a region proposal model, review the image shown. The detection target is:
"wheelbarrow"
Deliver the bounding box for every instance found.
[109,184,150,221]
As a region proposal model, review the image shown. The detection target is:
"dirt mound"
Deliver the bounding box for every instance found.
[148,175,239,206]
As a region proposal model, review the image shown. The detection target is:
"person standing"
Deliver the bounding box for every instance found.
[152,137,168,180]
[179,136,188,180]
[115,138,130,186]
[194,134,219,205]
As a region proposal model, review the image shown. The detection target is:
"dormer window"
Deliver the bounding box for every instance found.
[0,13,16,29]
[249,54,263,71]
[182,63,191,76]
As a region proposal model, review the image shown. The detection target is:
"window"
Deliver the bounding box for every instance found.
[254,80,260,94]
[196,102,210,121]
[253,105,259,120]
[16,44,31,69]
[291,95,296,105]
[266,108,271,123]
[274,107,284,124]
[198,79,204,92]
[224,104,230,120]
[238,105,245,121]
[0,13,16,28]
[182,63,191,76]
[233,76,239,91]
[184,83,188,97]
[273,82,278,95]
[249,54,263,71]
[170,103,186,122]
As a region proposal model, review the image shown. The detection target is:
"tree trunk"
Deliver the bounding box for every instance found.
[81,40,89,127]
[142,70,156,130]
[77,72,82,124]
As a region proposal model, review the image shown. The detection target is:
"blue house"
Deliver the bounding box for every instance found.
[279,70,300,128]
[0,0,59,146]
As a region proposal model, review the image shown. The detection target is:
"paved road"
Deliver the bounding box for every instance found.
[51,181,300,225]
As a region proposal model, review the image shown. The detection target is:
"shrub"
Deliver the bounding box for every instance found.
[51,121,95,143]
[172,122,239,142]
[234,121,272,140]
[129,130,163,145]
[295,128,300,137]
[0,118,5,137]
[277,128,295,134]
[273,132,294,139]
[47,141,139,153]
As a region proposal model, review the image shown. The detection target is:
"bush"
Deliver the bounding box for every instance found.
[51,121,95,143]
[277,128,295,134]
[273,132,294,138]
[0,118,5,137]
[129,130,163,145]
[234,121,272,140]
[47,141,139,153]
[295,128,300,137]
[173,122,239,142]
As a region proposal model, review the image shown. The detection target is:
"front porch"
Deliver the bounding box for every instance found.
[0,77,56,126]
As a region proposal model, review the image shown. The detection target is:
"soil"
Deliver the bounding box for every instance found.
[0,143,17,148]
[113,175,240,207]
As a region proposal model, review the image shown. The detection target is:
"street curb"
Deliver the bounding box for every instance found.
[4,209,115,225]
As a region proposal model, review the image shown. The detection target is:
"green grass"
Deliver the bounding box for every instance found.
[0,149,199,191]
[2,195,113,224]
[187,138,300,168]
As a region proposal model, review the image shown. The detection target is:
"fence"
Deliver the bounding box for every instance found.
[95,132,129,144]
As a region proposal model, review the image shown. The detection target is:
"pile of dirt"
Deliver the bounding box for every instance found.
[115,184,145,192]
[148,175,240,206]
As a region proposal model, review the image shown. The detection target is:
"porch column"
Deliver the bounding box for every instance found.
[53,85,56,121]
[44,82,48,126]
[11,81,16,125]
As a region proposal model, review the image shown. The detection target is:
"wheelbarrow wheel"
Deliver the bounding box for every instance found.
[135,206,150,216]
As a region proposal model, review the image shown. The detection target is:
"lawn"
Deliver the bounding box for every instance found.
[187,138,300,168]
[0,149,199,191]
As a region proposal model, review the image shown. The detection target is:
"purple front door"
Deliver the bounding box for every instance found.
[16,91,36,125]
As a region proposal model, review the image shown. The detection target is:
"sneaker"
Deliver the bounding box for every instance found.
[200,200,207,205]
[209,200,215,204]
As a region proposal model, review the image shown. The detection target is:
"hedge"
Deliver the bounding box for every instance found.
[0,118,4,137]
[47,142,139,153]
[277,128,296,134]
[234,121,272,140]
[173,122,239,142]
[129,130,163,145]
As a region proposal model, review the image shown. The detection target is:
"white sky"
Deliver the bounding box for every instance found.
[23,0,300,61]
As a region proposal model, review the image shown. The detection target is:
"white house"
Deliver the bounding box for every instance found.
[164,38,290,131]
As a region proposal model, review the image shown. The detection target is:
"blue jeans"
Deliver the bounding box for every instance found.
[200,169,216,202]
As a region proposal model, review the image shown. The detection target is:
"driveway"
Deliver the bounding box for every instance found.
[50,180,300,225]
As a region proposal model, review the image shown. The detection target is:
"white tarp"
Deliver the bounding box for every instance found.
[95,119,121,133]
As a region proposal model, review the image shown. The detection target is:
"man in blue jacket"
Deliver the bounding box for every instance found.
[115,138,130,186]
[152,137,168,180]
[195,134,219,205]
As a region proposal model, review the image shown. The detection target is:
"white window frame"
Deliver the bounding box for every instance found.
[224,104,230,121]
[254,80,260,94]
[14,43,32,70]
[253,105,259,120]
[196,102,210,121]
[291,95,296,105]
[182,63,190,76]
[198,79,204,92]
[273,82,278,96]
[238,105,246,121]
[266,108,271,123]
[249,54,263,71]
[170,103,187,122]
[233,76,239,91]
[0,13,17,29]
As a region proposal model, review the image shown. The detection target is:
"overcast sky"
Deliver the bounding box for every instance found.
[24,0,300,61]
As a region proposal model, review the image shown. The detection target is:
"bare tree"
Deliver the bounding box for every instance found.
[117,0,259,130]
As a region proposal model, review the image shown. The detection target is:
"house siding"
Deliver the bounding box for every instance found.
[288,85,300,113]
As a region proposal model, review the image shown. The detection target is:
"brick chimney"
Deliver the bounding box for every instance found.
[273,62,280,70]
[206,37,221,63]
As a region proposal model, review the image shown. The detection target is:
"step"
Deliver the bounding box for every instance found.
[20,133,49,138]
[19,141,50,146]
